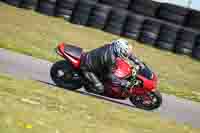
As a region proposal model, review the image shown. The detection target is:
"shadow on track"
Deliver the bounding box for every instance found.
[36,80,136,109]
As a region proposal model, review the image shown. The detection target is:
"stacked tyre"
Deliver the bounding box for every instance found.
[99,0,130,9]
[192,36,200,60]
[55,0,78,21]
[87,4,111,30]
[5,0,22,7]
[71,0,97,25]
[104,8,128,35]
[186,9,200,31]
[36,0,57,16]
[123,13,145,40]
[129,0,160,17]
[175,28,199,56]
[20,0,38,9]
[157,3,189,25]
[139,17,162,45]
[156,22,180,51]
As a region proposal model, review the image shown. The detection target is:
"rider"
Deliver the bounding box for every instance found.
[80,38,144,94]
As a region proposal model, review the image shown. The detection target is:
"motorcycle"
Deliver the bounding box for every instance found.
[50,42,162,110]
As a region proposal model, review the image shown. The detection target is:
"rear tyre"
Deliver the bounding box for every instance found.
[130,90,162,110]
[50,60,82,90]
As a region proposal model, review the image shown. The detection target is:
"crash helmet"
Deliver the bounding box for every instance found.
[112,38,129,58]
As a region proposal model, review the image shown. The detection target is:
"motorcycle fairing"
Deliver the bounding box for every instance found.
[57,42,82,69]
[113,57,132,79]
[110,57,157,97]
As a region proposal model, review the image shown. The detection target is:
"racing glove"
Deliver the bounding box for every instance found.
[120,80,131,91]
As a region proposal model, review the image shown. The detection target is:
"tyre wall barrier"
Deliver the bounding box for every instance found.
[122,13,145,40]
[156,21,181,51]
[129,0,160,17]
[175,27,199,56]
[87,3,112,30]
[138,17,162,46]
[104,7,128,35]
[55,0,79,21]
[36,0,57,16]
[70,0,97,25]
[192,36,200,60]
[2,0,38,9]
[4,0,23,7]
[157,3,189,26]
[3,0,200,29]
[99,0,131,9]
[20,0,38,9]
[1,0,200,60]
[186,9,200,31]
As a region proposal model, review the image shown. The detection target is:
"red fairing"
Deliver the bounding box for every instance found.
[137,73,157,92]
[128,74,157,96]
[113,58,132,79]
[63,53,81,69]
[57,42,81,69]
[110,57,157,98]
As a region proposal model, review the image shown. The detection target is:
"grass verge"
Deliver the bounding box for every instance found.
[0,2,200,102]
[0,74,200,133]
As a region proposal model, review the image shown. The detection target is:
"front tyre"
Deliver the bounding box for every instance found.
[50,60,82,90]
[130,90,162,110]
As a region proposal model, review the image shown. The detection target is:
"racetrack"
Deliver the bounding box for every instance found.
[0,48,200,128]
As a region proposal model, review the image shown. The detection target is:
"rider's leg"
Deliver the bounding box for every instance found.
[80,55,104,94]
[82,71,104,94]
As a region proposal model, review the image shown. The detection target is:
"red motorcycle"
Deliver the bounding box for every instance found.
[50,43,162,110]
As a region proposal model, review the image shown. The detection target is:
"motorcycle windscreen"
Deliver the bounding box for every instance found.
[113,58,132,79]
[138,64,153,80]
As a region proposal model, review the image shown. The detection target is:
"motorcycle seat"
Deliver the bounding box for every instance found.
[63,44,83,59]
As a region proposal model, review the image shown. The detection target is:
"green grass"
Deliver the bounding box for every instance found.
[0,2,200,102]
[0,73,200,133]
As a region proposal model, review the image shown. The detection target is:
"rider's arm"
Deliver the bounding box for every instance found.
[128,53,141,65]
[128,53,145,70]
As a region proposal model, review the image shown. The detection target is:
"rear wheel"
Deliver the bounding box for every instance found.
[130,90,162,110]
[50,60,82,90]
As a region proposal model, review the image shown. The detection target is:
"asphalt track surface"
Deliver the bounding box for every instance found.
[0,48,200,128]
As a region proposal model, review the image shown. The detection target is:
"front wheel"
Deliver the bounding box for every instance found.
[129,90,162,110]
[50,60,82,90]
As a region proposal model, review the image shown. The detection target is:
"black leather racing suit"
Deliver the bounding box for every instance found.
[80,44,140,94]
